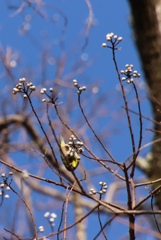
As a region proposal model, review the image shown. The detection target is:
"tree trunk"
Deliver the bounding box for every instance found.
[128,0,161,210]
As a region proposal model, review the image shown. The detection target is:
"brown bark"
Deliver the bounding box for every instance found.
[128,0,161,209]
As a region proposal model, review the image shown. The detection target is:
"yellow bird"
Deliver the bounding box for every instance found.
[60,135,80,171]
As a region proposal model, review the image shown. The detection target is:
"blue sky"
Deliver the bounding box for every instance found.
[0,1,155,239]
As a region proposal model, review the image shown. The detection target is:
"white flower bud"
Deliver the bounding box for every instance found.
[39,226,44,232]
[19,78,26,82]
[0,183,5,188]
[30,85,36,91]
[102,43,107,47]
[51,213,57,218]
[5,194,9,199]
[118,37,123,41]
[44,212,50,218]
[13,88,19,93]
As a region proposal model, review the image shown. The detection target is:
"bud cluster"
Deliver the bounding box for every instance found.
[13,77,36,98]
[73,79,86,95]
[65,134,84,159]
[38,212,57,235]
[89,181,107,196]
[102,32,123,48]
[0,172,13,199]
[120,64,141,83]
[44,211,57,227]
[40,87,61,105]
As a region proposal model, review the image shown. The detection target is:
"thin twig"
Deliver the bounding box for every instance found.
[151,194,161,234]
[5,181,38,239]
[78,93,117,164]
[111,45,136,159]
[27,93,61,177]
[46,103,62,182]
[134,184,161,210]
[97,195,108,240]
[129,82,143,177]
[57,201,65,240]
[123,164,135,240]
